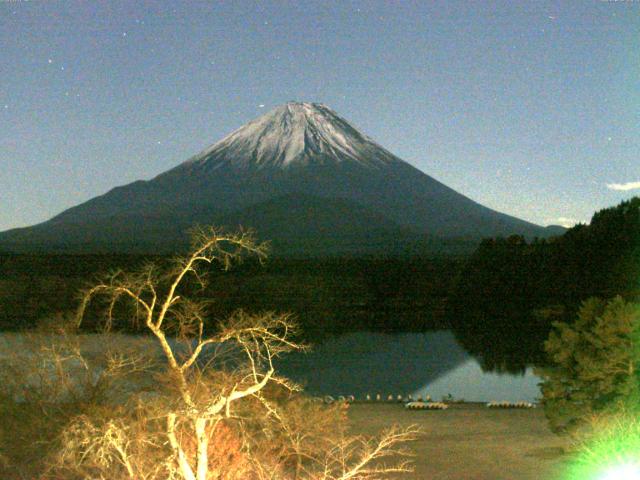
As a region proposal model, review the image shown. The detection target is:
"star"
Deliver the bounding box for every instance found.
[48,58,53,64]
[122,32,127,37]
[259,104,265,108]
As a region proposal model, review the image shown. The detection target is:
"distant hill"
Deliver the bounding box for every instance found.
[542,225,568,237]
[0,102,560,255]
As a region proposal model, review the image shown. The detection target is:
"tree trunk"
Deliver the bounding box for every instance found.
[195,417,209,480]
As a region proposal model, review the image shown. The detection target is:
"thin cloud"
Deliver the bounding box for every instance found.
[548,217,581,228]
[606,181,640,191]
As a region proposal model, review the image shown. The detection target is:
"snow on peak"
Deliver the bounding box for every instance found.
[186,102,400,170]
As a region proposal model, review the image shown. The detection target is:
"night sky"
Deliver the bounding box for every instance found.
[2,0,639,232]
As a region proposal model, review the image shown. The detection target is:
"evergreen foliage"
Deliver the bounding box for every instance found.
[536,296,640,434]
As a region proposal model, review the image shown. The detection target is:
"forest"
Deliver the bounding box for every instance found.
[450,197,640,371]
[1,197,638,372]
[0,253,460,337]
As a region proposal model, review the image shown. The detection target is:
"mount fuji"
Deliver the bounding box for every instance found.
[0,102,561,255]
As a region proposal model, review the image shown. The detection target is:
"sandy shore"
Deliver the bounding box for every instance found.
[346,403,572,480]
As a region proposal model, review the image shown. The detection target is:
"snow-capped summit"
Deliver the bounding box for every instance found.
[183,102,399,171]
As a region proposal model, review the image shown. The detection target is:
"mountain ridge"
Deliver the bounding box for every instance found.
[0,102,562,255]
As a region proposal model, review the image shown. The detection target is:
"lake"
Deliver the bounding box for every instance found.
[0,330,543,404]
[276,331,542,403]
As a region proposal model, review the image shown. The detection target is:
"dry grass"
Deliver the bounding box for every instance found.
[346,403,573,480]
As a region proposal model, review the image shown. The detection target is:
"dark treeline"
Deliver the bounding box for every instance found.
[450,197,640,372]
[1,197,637,372]
[0,253,163,331]
[0,252,461,339]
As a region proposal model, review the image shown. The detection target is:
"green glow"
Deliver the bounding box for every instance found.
[563,412,640,480]
[600,463,640,480]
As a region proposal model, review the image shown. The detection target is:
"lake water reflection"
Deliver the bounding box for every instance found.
[276,331,542,403]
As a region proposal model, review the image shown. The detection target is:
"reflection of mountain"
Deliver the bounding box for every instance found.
[413,359,541,403]
[275,331,469,397]
[275,331,542,401]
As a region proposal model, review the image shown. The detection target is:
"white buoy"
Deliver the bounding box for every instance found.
[405,401,448,410]
[486,400,534,409]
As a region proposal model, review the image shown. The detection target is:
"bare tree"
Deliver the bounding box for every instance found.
[315,425,421,480]
[54,227,421,480]
[0,314,158,479]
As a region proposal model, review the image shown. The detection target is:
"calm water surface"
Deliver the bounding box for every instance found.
[0,331,542,403]
[276,331,542,403]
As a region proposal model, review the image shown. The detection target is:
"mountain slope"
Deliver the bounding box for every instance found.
[0,102,558,255]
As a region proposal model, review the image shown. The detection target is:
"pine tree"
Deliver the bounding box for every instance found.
[536,296,640,433]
